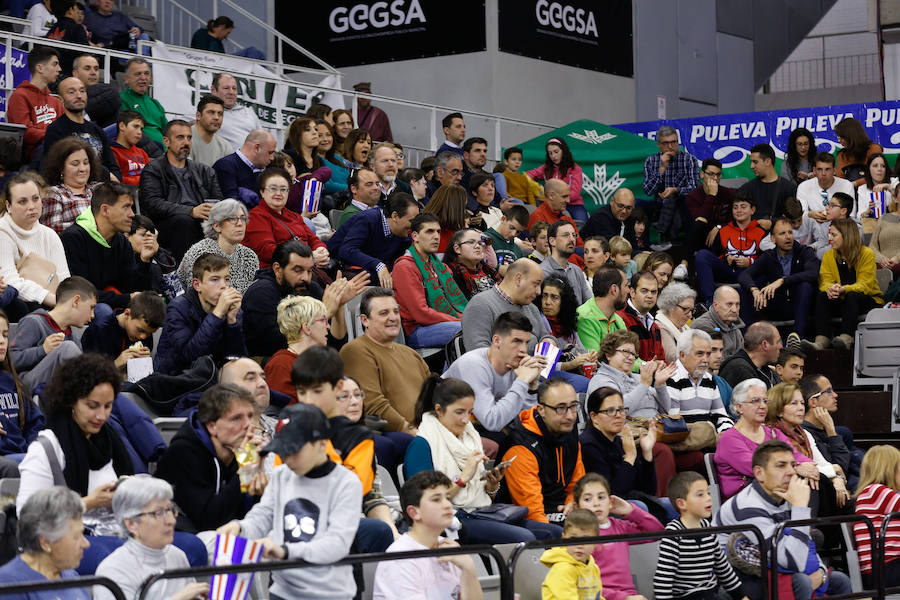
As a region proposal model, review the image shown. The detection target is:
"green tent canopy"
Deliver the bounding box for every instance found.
[512,119,660,215]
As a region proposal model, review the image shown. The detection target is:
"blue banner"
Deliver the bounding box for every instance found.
[614,100,900,180]
[0,43,32,122]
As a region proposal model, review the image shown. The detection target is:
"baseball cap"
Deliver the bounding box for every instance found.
[262,404,331,456]
[353,82,372,92]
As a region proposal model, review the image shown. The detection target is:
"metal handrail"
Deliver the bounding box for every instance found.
[879,511,900,596]
[1,15,32,35]
[0,575,126,599]
[507,523,771,600]
[136,544,511,600]
[771,514,878,600]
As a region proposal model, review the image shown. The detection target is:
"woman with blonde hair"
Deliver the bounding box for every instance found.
[853,445,900,587]
[264,295,330,400]
[806,217,882,350]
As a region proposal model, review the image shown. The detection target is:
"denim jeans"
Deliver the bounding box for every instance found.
[406,321,461,348]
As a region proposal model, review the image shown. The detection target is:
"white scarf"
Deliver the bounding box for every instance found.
[417,412,490,511]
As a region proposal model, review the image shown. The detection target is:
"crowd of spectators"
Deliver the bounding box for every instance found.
[0,22,899,598]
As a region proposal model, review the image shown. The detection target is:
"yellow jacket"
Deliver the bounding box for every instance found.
[541,546,604,600]
[819,246,884,304]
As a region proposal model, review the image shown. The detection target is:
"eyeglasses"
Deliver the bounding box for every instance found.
[539,402,579,416]
[265,186,290,194]
[743,397,769,405]
[808,387,834,399]
[676,303,694,312]
[135,505,179,520]
[555,232,577,239]
[337,391,365,402]
[615,348,638,359]
[224,215,249,224]
[459,239,486,247]
[595,406,627,417]
[612,201,634,211]
[658,139,679,147]
[703,170,722,179]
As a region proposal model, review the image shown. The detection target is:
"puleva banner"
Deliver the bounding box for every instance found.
[150,42,345,134]
[614,100,900,181]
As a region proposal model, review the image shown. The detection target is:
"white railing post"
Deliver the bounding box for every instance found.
[494,118,501,161]
[429,107,437,154]
[4,33,12,99]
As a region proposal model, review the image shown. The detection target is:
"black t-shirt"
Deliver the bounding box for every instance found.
[738,177,797,221]
[42,114,122,179]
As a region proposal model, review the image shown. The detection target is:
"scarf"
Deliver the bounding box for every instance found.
[546,315,567,338]
[772,419,813,459]
[417,412,489,511]
[49,412,134,496]
[449,261,497,299]
[408,248,467,316]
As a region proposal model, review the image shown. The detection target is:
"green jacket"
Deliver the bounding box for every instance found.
[120,87,168,143]
[337,204,363,228]
[576,298,626,353]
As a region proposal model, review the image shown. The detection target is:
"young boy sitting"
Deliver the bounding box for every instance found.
[541,508,602,600]
[502,146,542,205]
[484,204,531,270]
[775,348,805,385]
[653,472,748,600]
[609,235,637,279]
[82,290,165,370]
[111,110,150,187]
[153,253,246,375]
[217,402,362,600]
[372,470,483,600]
[10,275,97,389]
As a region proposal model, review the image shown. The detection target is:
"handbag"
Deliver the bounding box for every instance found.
[627,415,690,444]
[469,503,528,524]
[16,252,59,294]
[842,163,866,183]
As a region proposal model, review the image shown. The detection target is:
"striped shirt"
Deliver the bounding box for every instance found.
[854,483,900,574]
[666,361,734,433]
[653,518,743,600]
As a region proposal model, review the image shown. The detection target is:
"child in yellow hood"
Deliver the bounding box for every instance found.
[541,508,604,600]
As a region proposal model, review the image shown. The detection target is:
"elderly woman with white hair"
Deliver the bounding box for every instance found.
[0,486,90,597]
[714,378,816,499]
[177,199,259,294]
[95,476,208,600]
[655,282,697,362]
[263,295,330,401]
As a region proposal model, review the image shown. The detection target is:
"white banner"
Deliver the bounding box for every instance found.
[149,42,345,135]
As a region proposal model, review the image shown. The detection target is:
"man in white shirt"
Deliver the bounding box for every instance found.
[796,153,854,223]
[210,72,262,151]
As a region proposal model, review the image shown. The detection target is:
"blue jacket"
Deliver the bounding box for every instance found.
[0,371,44,455]
[153,287,247,375]
[83,9,138,46]
[107,393,165,471]
[436,142,463,157]
[737,243,820,291]
[213,152,260,207]
[326,208,411,276]
[321,155,349,194]
[173,388,291,418]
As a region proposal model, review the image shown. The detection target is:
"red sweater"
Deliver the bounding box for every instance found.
[528,203,584,246]
[111,142,149,187]
[854,483,900,574]
[392,254,462,335]
[244,203,326,267]
[7,81,63,158]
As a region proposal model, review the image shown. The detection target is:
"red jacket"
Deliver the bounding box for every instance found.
[528,203,584,246]
[111,142,149,186]
[392,254,462,335]
[244,203,325,267]
[617,303,665,363]
[7,81,63,158]
[714,219,767,263]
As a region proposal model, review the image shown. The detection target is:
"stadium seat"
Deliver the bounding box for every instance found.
[703,453,723,514]
[329,209,343,229]
[853,307,900,386]
[152,417,186,446]
[444,329,465,366]
[0,478,19,499]
[630,541,660,599]
[840,522,863,592]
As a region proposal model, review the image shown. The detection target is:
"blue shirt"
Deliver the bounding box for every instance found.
[778,250,792,277]
[0,556,90,600]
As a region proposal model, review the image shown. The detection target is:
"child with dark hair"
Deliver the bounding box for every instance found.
[630,206,650,254]
[654,471,748,600]
[82,290,165,369]
[111,110,149,186]
[541,508,603,600]
[372,470,483,600]
[126,215,180,300]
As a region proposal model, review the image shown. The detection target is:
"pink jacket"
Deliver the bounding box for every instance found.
[589,505,663,600]
[714,426,813,499]
[527,163,584,205]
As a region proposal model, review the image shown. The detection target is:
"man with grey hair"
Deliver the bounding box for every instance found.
[213,129,277,207]
[719,321,782,389]
[426,150,464,197]
[690,285,745,359]
[210,72,263,151]
[372,142,411,202]
[642,125,700,249]
[120,58,168,144]
[665,328,733,450]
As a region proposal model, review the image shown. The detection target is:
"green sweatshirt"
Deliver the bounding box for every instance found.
[120,87,168,143]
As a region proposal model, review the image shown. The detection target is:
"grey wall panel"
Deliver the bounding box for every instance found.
[633,0,679,120]
[717,0,753,39]
[678,0,718,105]
[717,33,755,113]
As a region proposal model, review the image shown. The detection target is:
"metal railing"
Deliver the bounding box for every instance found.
[765,53,882,93]
[771,514,879,600]
[0,575,126,599]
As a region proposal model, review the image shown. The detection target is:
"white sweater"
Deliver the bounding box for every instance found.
[95,538,194,600]
[0,213,70,303]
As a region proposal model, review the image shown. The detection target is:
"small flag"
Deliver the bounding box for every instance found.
[209,534,264,600]
[302,179,322,213]
[872,191,886,219]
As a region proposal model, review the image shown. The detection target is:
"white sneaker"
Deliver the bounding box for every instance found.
[673,264,688,281]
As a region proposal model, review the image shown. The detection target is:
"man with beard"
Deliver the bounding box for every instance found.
[371,143,411,202]
[190,95,232,167]
[576,265,628,353]
[541,220,592,305]
[242,240,369,358]
[617,270,664,363]
[665,328,733,451]
[42,76,121,180]
[139,119,223,260]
